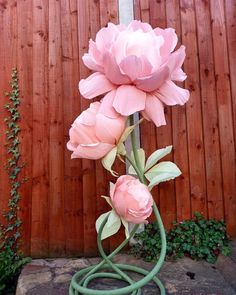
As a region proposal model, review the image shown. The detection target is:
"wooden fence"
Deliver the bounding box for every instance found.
[0,0,235,258]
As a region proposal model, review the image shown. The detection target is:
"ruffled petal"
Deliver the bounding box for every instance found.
[99,90,120,118]
[134,66,169,92]
[155,80,190,105]
[72,142,114,160]
[166,45,186,73]
[95,113,125,144]
[154,28,178,56]
[171,68,187,82]
[119,55,152,81]
[113,85,146,116]
[128,20,152,32]
[79,72,116,99]
[103,52,131,85]
[82,53,103,72]
[141,94,166,127]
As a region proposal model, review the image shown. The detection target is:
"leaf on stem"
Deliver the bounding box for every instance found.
[146,161,181,189]
[144,145,172,172]
[96,210,121,240]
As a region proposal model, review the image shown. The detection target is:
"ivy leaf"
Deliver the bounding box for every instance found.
[146,161,181,189]
[144,145,172,172]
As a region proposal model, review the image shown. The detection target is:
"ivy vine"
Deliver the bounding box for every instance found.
[0,68,24,250]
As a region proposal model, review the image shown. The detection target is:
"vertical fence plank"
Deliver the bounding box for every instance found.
[0,0,18,229]
[31,0,49,257]
[180,0,207,217]
[210,0,236,236]
[17,0,33,255]
[195,0,224,220]
[166,0,191,222]
[150,0,177,228]
[48,0,65,257]
[77,0,97,255]
[225,0,236,152]
[61,0,84,256]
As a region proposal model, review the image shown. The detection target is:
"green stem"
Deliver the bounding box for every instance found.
[129,115,145,183]
[125,153,143,181]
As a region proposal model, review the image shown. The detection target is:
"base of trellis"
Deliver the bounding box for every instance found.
[69,203,166,295]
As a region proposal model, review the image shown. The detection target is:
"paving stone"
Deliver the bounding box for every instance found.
[16,253,236,295]
[53,274,72,284]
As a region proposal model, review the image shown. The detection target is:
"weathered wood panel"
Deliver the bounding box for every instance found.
[0,0,235,257]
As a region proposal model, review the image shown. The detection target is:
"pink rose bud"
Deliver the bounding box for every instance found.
[67,102,126,160]
[110,175,153,224]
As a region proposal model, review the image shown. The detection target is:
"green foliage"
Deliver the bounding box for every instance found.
[131,213,231,264]
[0,69,30,294]
[0,246,31,294]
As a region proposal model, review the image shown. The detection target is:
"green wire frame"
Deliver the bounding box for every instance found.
[69,202,166,295]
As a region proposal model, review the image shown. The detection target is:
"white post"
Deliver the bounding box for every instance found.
[118,0,144,241]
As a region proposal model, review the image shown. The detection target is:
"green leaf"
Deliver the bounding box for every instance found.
[117,142,126,156]
[101,147,118,177]
[101,195,113,208]
[118,119,143,144]
[96,210,121,240]
[146,161,181,189]
[144,145,172,172]
[121,218,130,239]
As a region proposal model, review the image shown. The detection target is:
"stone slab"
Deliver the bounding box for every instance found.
[16,253,236,295]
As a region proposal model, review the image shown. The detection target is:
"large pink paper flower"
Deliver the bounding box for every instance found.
[67,102,126,160]
[110,175,153,224]
[79,20,190,126]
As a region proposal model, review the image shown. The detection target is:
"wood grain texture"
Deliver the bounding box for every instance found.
[17,0,33,255]
[31,0,50,257]
[180,0,207,217]
[0,0,236,258]
[210,0,236,235]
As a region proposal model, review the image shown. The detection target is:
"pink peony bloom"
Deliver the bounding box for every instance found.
[67,102,126,160]
[79,20,190,127]
[110,175,153,224]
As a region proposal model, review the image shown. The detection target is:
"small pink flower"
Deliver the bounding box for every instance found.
[67,102,126,160]
[79,20,190,127]
[110,175,153,224]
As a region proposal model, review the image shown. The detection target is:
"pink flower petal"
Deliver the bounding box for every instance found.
[99,90,120,119]
[79,72,116,99]
[113,85,146,116]
[82,53,103,72]
[155,80,190,105]
[95,113,126,144]
[141,94,166,127]
[154,28,178,56]
[134,66,169,92]
[103,52,131,85]
[171,68,187,82]
[72,142,114,160]
[166,45,186,74]
[68,125,98,146]
[128,20,152,32]
[119,55,152,81]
